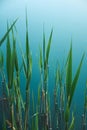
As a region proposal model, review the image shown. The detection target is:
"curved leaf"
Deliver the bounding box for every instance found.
[69,53,85,107]
[0,18,18,46]
[66,43,72,98]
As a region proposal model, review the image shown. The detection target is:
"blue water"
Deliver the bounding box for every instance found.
[0,0,87,129]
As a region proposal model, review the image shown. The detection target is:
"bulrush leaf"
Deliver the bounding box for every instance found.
[55,66,59,88]
[69,53,85,107]
[6,23,11,89]
[11,29,16,87]
[22,54,27,76]
[35,107,39,130]
[0,18,18,46]
[84,81,87,110]
[38,84,41,106]
[54,65,59,95]
[26,10,30,71]
[2,113,6,130]
[66,43,72,98]
[43,28,46,68]
[15,48,19,72]
[39,46,43,71]
[65,103,70,123]
[0,50,4,69]
[68,113,75,130]
[14,25,27,75]
[45,29,53,66]
[28,53,32,77]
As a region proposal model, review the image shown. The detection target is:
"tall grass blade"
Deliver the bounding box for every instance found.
[0,18,18,46]
[0,50,4,70]
[39,46,43,71]
[26,10,30,72]
[6,23,11,89]
[43,28,45,70]
[68,113,75,130]
[69,53,85,107]
[11,29,16,87]
[45,29,53,65]
[66,43,72,98]
[14,25,27,75]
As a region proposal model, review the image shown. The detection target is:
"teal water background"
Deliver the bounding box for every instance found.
[0,0,87,129]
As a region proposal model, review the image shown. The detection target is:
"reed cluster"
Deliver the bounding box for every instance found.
[0,14,87,130]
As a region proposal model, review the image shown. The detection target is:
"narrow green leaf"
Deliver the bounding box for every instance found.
[0,50,4,69]
[28,53,32,78]
[15,49,19,72]
[11,29,16,88]
[68,113,75,130]
[0,18,18,46]
[2,113,6,130]
[38,84,41,106]
[39,46,43,71]
[43,29,45,69]
[26,10,30,70]
[84,81,87,110]
[6,24,11,89]
[35,107,38,130]
[69,53,85,107]
[65,103,70,123]
[13,25,25,76]
[66,43,72,98]
[45,29,53,65]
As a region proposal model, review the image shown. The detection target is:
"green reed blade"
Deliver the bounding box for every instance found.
[0,50,4,69]
[84,81,87,110]
[48,93,51,112]
[68,113,75,130]
[32,91,35,113]
[24,12,32,130]
[45,29,53,65]
[26,10,30,71]
[65,103,70,126]
[14,25,27,76]
[28,53,32,76]
[0,18,18,46]
[38,84,41,106]
[22,54,27,76]
[2,113,6,130]
[31,92,35,130]
[6,23,11,89]
[11,29,16,88]
[43,28,45,67]
[69,53,85,107]
[66,43,72,98]
[15,48,19,72]
[35,107,38,130]
[58,65,62,88]
[55,65,59,88]
[39,46,43,71]
[20,93,25,111]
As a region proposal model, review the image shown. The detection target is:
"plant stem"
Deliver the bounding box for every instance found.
[24,78,30,130]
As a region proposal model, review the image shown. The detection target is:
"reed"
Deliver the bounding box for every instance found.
[65,43,84,130]
[38,29,53,130]
[0,15,86,130]
[82,81,87,130]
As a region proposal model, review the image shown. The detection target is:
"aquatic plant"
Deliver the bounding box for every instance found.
[38,28,53,130]
[23,12,32,130]
[52,43,84,130]
[65,43,84,130]
[0,19,18,46]
[82,81,87,130]
[0,14,86,130]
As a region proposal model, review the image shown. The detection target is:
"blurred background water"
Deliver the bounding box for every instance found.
[0,0,87,129]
